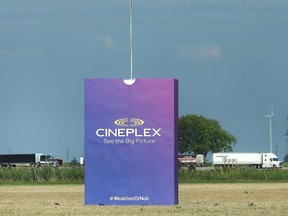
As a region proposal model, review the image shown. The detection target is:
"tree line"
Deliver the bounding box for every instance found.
[178,114,237,158]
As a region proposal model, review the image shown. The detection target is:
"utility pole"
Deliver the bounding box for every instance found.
[66,148,70,163]
[265,108,273,153]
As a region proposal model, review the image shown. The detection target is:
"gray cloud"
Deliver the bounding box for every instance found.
[96,35,120,49]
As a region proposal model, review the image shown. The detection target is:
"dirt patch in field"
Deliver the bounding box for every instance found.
[0,183,287,216]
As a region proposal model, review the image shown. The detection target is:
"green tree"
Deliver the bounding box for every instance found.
[179,114,237,157]
[70,157,78,165]
[284,154,288,163]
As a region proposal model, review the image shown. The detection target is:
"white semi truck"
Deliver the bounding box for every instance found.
[213,152,282,168]
[0,153,59,167]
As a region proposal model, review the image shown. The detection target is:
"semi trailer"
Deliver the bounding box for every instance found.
[0,153,59,167]
[213,152,282,168]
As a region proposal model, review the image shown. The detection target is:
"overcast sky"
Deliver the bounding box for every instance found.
[1,0,288,162]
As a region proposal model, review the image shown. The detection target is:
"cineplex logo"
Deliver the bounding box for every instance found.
[114,118,145,127]
[95,118,161,144]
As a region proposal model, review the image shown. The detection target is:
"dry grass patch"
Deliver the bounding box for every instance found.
[0,183,288,215]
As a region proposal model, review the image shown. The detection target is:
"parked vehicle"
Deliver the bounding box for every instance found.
[178,153,204,170]
[213,152,282,168]
[0,153,60,167]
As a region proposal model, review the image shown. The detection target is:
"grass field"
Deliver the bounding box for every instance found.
[1,183,288,216]
[2,167,288,184]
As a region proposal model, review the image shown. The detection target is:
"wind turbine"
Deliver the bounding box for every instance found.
[265,108,274,153]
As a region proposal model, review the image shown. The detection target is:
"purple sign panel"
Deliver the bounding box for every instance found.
[84,78,178,205]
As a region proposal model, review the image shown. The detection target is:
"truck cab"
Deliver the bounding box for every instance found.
[262,153,282,168]
[178,153,204,170]
[38,154,59,167]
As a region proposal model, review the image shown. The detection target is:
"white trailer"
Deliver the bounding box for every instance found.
[213,152,282,168]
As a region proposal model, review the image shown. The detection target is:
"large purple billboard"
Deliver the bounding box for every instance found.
[84,78,178,205]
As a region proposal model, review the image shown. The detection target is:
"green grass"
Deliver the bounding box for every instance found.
[179,167,288,183]
[1,166,288,184]
[0,166,84,184]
